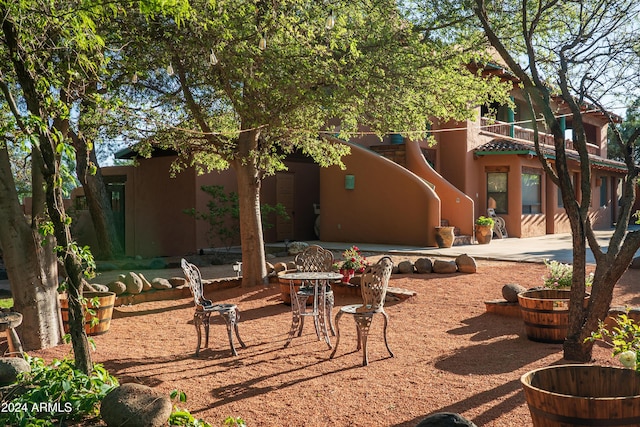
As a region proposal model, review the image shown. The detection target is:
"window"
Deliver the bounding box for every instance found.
[522,171,541,214]
[600,177,608,207]
[487,172,508,214]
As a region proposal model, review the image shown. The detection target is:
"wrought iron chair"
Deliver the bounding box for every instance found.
[330,256,394,366]
[181,259,246,356]
[284,245,336,347]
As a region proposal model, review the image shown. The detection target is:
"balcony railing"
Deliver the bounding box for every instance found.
[480,117,599,155]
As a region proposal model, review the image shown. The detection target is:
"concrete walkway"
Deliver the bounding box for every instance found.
[289,226,640,265]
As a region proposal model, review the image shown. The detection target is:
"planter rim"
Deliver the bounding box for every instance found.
[521,364,640,400]
[518,289,589,300]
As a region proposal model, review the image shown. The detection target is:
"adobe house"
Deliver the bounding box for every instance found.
[320,93,626,246]
[71,149,321,258]
[71,83,627,257]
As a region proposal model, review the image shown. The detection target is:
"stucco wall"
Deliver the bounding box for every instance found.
[320,142,440,246]
[405,140,474,236]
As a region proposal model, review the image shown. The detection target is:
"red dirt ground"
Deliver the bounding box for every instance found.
[28,257,640,427]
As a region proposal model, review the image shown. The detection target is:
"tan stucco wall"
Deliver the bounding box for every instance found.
[405,140,474,236]
[320,142,440,246]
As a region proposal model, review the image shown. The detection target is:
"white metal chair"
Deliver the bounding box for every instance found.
[330,256,394,366]
[284,245,335,347]
[181,259,246,356]
[487,208,508,239]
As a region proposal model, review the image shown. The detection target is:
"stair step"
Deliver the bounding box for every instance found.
[453,235,472,246]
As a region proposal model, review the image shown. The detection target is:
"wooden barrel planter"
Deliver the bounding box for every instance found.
[517,289,589,343]
[521,364,640,426]
[60,291,116,336]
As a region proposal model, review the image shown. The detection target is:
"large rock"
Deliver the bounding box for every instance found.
[138,273,153,291]
[414,258,433,274]
[107,281,127,295]
[273,262,288,273]
[169,277,187,288]
[455,254,477,274]
[0,357,30,386]
[124,272,144,294]
[397,260,414,274]
[416,412,477,426]
[502,283,527,302]
[100,383,172,427]
[288,241,309,255]
[90,284,110,293]
[432,260,457,274]
[151,278,173,290]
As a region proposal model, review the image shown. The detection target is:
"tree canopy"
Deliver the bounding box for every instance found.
[113,0,511,285]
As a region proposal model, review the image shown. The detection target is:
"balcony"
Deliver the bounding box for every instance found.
[480,117,599,155]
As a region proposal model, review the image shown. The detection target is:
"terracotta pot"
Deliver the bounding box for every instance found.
[521,364,640,426]
[475,224,493,244]
[434,226,455,248]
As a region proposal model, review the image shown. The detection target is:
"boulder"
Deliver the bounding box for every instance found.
[414,258,433,274]
[138,273,153,291]
[432,260,457,274]
[151,278,173,290]
[455,254,477,274]
[169,277,187,288]
[265,262,275,275]
[107,281,127,295]
[273,262,288,273]
[416,412,477,427]
[0,357,30,386]
[502,283,527,302]
[100,383,172,427]
[123,272,144,295]
[288,241,309,255]
[90,284,110,293]
[397,260,414,274]
[81,281,98,292]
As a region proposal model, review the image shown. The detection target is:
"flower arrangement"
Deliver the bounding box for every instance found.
[542,259,594,289]
[336,246,368,272]
[587,313,640,371]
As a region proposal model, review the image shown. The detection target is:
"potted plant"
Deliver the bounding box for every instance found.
[520,314,640,427]
[474,216,494,244]
[517,260,592,343]
[335,246,368,283]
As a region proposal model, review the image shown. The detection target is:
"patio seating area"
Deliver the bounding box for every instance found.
[26,258,639,426]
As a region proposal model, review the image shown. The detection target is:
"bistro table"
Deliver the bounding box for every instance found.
[282,271,343,349]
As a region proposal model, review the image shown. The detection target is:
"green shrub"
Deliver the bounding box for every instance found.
[587,312,640,371]
[475,216,494,227]
[0,355,118,426]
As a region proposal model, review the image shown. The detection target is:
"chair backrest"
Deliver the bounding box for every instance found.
[294,245,334,272]
[360,256,393,310]
[181,258,207,306]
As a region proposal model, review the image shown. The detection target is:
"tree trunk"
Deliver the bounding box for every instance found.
[234,131,268,288]
[72,132,123,260]
[39,140,93,374]
[0,143,61,351]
